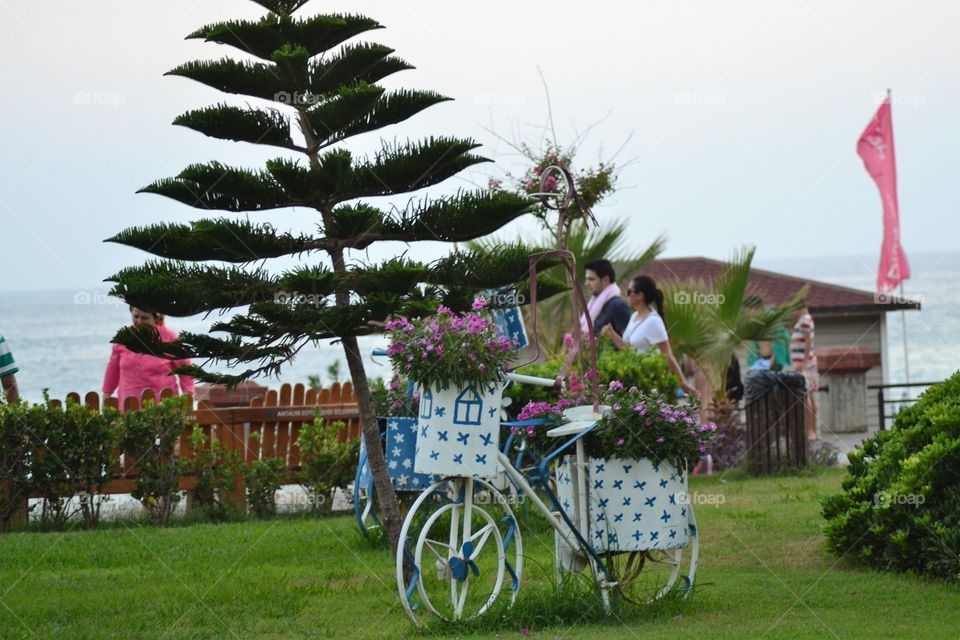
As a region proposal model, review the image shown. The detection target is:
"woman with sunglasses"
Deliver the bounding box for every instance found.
[600,275,697,397]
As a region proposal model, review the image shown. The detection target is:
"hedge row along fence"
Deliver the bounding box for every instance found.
[0,383,362,530]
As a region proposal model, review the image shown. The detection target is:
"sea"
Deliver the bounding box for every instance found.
[2,251,958,403]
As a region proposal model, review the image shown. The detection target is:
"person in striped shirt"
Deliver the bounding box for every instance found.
[790,304,818,439]
[0,335,20,403]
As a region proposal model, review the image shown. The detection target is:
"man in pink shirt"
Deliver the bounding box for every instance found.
[102,308,195,408]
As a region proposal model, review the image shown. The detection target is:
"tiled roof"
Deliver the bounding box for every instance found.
[633,257,921,315]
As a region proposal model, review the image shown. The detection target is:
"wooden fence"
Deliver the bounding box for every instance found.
[44,381,362,497]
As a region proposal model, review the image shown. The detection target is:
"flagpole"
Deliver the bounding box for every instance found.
[899,282,910,384]
[887,88,910,385]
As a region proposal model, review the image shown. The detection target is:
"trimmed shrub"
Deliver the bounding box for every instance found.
[296,418,359,513]
[117,396,191,525]
[0,398,116,530]
[822,371,960,581]
[506,339,679,412]
[187,426,242,522]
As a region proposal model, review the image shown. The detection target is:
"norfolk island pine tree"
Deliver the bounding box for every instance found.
[104,0,564,554]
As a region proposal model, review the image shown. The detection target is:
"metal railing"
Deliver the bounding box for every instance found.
[867,381,940,431]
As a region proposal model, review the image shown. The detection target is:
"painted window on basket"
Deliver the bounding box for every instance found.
[453,385,483,425]
[419,388,433,419]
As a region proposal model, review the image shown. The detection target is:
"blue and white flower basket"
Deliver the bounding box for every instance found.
[384,417,437,491]
[556,456,689,552]
[414,381,504,479]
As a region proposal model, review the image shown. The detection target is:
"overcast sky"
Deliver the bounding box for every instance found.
[1,0,958,293]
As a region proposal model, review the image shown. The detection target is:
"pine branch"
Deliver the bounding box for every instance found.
[249,1,311,17]
[340,257,428,296]
[107,261,277,316]
[381,190,533,243]
[304,82,385,145]
[271,44,310,87]
[263,157,318,201]
[106,220,312,263]
[277,265,337,297]
[166,57,284,102]
[325,204,385,248]
[336,137,487,202]
[138,162,296,212]
[307,86,450,149]
[428,244,556,290]
[173,104,297,150]
[309,43,412,95]
[188,13,382,62]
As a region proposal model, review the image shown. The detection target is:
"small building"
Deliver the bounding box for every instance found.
[637,257,921,436]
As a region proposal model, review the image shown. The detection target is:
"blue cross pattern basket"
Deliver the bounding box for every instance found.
[555,456,690,552]
[359,417,438,492]
[414,381,504,479]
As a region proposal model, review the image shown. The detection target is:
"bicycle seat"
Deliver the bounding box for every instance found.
[546,420,598,437]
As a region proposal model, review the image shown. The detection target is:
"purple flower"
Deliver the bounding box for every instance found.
[616,439,625,446]
[656,436,665,443]
[608,380,624,392]
[471,298,488,310]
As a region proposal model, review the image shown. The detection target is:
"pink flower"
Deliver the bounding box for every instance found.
[656,436,665,443]
[542,175,558,191]
[471,298,488,310]
[487,177,503,191]
[616,439,625,446]
[563,332,575,348]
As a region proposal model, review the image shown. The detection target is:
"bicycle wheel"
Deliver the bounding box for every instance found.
[605,504,699,605]
[396,477,523,624]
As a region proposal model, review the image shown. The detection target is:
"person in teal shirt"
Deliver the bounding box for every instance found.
[0,335,20,403]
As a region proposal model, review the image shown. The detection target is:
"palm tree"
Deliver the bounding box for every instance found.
[660,247,808,465]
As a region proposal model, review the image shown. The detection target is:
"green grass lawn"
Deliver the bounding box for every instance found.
[0,468,957,639]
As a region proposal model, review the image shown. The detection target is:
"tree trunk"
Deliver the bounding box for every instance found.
[340,334,404,555]
[325,244,404,557]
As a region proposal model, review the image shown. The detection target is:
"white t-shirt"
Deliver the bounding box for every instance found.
[622,310,668,352]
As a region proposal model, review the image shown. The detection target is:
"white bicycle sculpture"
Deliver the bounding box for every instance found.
[393,164,699,624]
[395,387,700,625]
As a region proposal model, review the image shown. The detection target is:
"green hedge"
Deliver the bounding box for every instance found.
[506,340,680,413]
[821,371,960,581]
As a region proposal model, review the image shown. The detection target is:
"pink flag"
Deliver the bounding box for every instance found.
[857,96,910,294]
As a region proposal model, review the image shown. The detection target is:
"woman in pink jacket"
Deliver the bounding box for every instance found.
[102,307,195,407]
